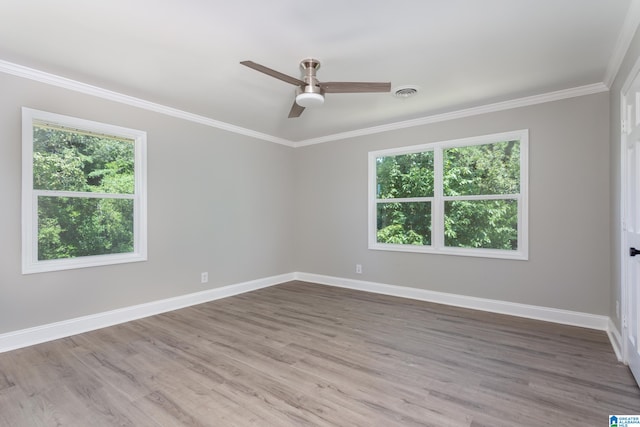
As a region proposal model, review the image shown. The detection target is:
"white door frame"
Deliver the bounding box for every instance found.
[620,54,640,382]
[620,95,630,366]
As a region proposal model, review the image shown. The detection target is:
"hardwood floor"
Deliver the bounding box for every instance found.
[0,281,638,426]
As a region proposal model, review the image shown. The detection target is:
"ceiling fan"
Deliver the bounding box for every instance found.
[240,58,391,118]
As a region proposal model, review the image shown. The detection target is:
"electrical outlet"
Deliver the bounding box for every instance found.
[356,264,362,274]
[201,272,208,283]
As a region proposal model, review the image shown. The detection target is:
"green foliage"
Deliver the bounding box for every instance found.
[442,141,520,249]
[376,224,424,245]
[33,125,136,260]
[33,148,87,191]
[444,200,517,250]
[377,202,431,245]
[376,153,433,245]
[376,140,520,250]
[443,141,519,196]
[376,151,434,198]
[37,197,134,260]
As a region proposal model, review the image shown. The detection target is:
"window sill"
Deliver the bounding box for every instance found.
[368,243,528,261]
[22,252,147,274]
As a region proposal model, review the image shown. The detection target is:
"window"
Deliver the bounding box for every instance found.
[22,108,147,273]
[369,130,528,260]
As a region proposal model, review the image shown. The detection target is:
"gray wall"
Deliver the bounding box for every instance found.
[610,26,640,331]
[294,93,611,315]
[0,73,295,334]
[0,68,614,336]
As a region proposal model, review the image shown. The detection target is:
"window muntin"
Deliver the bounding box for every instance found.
[369,130,528,260]
[22,108,147,273]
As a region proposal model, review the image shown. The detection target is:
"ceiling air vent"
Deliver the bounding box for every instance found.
[393,86,419,98]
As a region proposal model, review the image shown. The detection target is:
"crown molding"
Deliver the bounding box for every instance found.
[603,0,640,88]
[0,60,294,147]
[294,83,609,147]
[0,59,608,149]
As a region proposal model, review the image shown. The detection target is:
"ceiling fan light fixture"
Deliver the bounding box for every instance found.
[296,92,325,107]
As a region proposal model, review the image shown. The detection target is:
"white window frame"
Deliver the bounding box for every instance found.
[368,129,528,260]
[22,107,148,274]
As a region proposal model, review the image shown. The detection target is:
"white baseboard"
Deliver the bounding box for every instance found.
[294,272,610,331]
[0,271,617,356]
[607,318,624,362]
[0,273,294,353]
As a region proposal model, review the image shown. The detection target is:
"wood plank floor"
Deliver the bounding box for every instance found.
[0,281,638,426]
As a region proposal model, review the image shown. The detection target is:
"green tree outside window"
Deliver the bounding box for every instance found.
[33,124,136,260]
[375,139,521,251]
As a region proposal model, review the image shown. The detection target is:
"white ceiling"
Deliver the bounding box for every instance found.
[0,0,635,143]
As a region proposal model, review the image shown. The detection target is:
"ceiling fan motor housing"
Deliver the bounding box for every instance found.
[297,58,324,106]
[300,58,323,94]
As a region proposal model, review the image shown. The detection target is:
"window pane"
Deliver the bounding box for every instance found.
[38,196,134,260]
[376,151,434,198]
[444,200,518,250]
[33,124,135,194]
[377,202,431,245]
[443,141,520,196]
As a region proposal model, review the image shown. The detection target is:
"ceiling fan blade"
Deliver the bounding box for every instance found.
[240,61,305,86]
[319,81,391,93]
[288,100,305,118]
